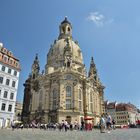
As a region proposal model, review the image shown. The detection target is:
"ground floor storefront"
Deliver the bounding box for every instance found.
[0,112,13,128]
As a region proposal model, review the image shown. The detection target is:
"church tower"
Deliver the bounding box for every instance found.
[88,57,98,81]
[31,54,40,79]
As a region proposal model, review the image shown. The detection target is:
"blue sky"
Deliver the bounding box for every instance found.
[0,0,140,108]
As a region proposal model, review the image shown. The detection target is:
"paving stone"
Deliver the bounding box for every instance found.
[0,128,140,140]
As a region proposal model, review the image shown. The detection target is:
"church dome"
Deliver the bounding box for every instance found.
[46,18,84,72]
[47,38,83,68]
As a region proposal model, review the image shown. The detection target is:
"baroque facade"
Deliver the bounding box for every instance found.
[0,43,20,128]
[22,18,104,125]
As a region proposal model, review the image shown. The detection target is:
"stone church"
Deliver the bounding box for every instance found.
[22,17,105,125]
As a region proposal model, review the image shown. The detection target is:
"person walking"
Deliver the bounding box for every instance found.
[64,120,68,132]
[81,120,85,130]
[106,113,112,133]
[99,114,106,133]
[112,119,116,130]
[11,121,15,131]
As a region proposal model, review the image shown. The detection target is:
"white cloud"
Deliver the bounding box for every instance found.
[87,12,114,27]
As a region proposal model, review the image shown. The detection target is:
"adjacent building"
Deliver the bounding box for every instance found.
[22,17,105,125]
[105,101,117,121]
[105,101,138,125]
[116,103,137,125]
[0,43,20,128]
[14,101,23,121]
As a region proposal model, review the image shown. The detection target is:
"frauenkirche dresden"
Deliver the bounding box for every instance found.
[22,17,105,125]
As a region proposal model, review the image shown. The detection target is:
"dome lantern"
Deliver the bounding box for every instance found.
[58,17,72,40]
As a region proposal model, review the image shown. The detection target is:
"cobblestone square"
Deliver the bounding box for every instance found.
[0,128,140,140]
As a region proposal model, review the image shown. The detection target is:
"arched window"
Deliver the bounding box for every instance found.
[39,91,43,110]
[68,27,70,32]
[53,89,57,99]
[67,61,70,67]
[89,93,93,112]
[66,99,71,109]
[52,89,57,110]
[79,89,82,111]
[66,86,72,97]
[39,91,42,100]
[90,93,93,102]
[79,89,82,100]
[62,26,65,33]
[66,86,72,109]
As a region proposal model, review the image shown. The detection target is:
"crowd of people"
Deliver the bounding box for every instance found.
[12,113,140,133]
[11,119,94,131]
[11,119,82,131]
[10,113,140,132]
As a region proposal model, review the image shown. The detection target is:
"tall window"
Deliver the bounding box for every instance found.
[78,89,82,111]
[8,105,12,112]
[0,77,3,84]
[66,86,72,109]
[1,103,6,111]
[3,56,7,62]
[89,93,93,112]
[6,79,10,86]
[3,91,8,98]
[66,86,72,97]
[10,93,14,100]
[52,89,57,110]
[8,68,11,74]
[1,66,5,71]
[9,59,13,64]
[12,81,16,87]
[14,71,17,76]
[66,99,71,109]
[38,91,42,110]
[15,62,19,67]
[92,95,95,111]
